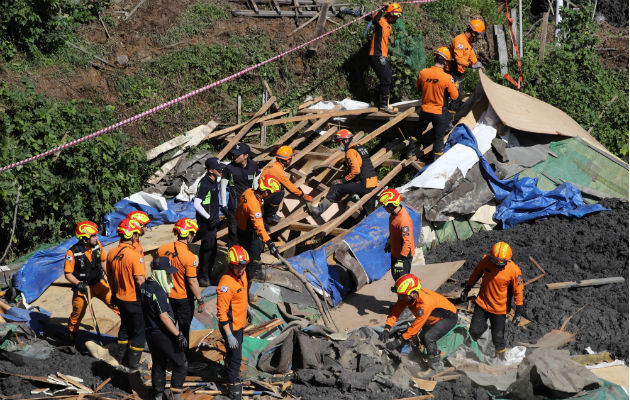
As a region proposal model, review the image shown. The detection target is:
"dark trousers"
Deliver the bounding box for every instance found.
[469,304,507,351]
[390,255,412,282]
[196,221,218,284]
[418,111,449,155]
[264,188,285,217]
[116,298,145,350]
[447,69,464,112]
[420,315,457,357]
[169,297,194,344]
[146,330,188,392]
[369,55,393,97]
[220,327,244,383]
[237,228,264,280]
[326,181,371,202]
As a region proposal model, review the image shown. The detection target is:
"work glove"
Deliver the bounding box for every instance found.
[266,241,280,259]
[226,333,239,349]
[386,336,406,351]
[472,61,485,71]
[220,206,229,217]
[379,56,387,66]
[176,333,188,351]
[513,305,524,326]
[378,327,391,342]
[392,259,404,279]
[384,238,391,253]
[331,178,343,186]
[76,282,88,295]
[247,305,254,322]
[460,284,472,303]
[196,297,205,313]
[302,193,313,202]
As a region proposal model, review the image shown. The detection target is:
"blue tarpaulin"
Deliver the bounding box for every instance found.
[445,124,607,229]
[285,205,421,306]
[15,199,195,303]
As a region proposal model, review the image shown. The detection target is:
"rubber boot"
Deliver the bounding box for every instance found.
[246,262,265,281]
[68,331,77,345]
[153,389,165,400]
[433,151,443,162]
[495,347,507,361]
[126,348,142,371]
[308,198,332,217]
[168,388,184,400]
[228,382,242,400]
[380,94,398,114]
[406,136,418,158]
[264,202,281,225]
[419,354,445,377]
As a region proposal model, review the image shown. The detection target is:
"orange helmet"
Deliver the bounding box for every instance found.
[434,47,451,62]
[117,218,142,240]
[276,146,294,161]
[490,241,512,266]
[258,174,281,193]
[334,129,353,143]
[75,221,98,240]
[469,19,486,33]
[173,218,199,238]
[127,210,150,227]
[395,274,421,296]
[378,188,401,207]
[227,245,250,266]
[386,2,402,16]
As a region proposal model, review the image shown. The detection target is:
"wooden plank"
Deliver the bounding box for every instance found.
[524,329,576,349]
[288,222,347,236]
[231,9,333,17]
[248,0,260,13]
[262,107,379,126]
[308,2,331,53]
[146,123,211,160]
[57,372,93,393]
[298,96,323,110]
[243,318,284,336]
[217,96,276,159]
[494,25,509,76]
[237,95,242,124]
[202,110,288,141]
[253,120,309,162]
[279,160,411,253]
[546,277,625,290]
[290,126,338,165]
[289,13,318,35]
[538,11,550,66]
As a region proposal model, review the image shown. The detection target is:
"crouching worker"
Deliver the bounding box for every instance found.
[379,189,415,286]
[140,257,188,400]
[64,221,117,343]
[379,274,457,373]
[460,241,524,359]
[217,246,250,400]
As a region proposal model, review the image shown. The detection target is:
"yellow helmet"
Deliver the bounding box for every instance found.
[378,188,401,207]
[395,274,421,296]
[490,242,512,266]
[227,245,250,266]
[117,219,142,240]
[386,2,402,16]
[258,174,281,193]
[127,210,150,227]
[173,218,199,238]
[75,221,98,240]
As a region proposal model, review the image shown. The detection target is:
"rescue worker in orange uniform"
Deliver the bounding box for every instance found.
[309,130,378,217]
[369,2,403,113]
[460,241,525,358]
[217,245,250,400]
[157,218,205,344]
[379,274,457,372]
[261,145,313,225]
[64,221,117,343]
[408,47,459,161]
[127,210,150,255]
[379,189,415,285]
[446,19,486,112]
[107,218,146,370]
[235,174,282,280]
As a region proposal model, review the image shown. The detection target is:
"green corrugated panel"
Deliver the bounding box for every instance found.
[528,138,628,200]
[452,219,474,241]
[470,221,487,233]
[435,221,458,244]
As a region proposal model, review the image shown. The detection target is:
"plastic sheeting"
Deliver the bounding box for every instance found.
[445,125,607,229]
[14,198,195,303]
[285,205,421,306]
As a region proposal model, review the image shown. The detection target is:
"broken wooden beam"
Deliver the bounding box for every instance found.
[546,277,625,290]
[261,107,378,126]
[524,255,546,286]
[308,2,331,53]
[494,25,509,76]
[231,9,334,17]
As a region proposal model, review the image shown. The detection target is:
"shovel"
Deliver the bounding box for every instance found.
[86,286,103,345]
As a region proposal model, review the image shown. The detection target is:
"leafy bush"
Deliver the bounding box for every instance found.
[0,82,149,259]
[0,0,108,60]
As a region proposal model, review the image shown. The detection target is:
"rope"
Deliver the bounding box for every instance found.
[504,1,524,89]
[0,0,436,173]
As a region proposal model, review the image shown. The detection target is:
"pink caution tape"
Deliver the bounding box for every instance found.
[0,0,436,173]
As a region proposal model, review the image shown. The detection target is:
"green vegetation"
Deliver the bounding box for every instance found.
[156,1,230,45]
[0,82,149,255]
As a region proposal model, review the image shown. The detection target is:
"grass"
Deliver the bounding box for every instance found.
[155,1,231,45]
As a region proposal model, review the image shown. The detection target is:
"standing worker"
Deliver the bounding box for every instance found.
[378,189,415,286]
[261,145,313,224]
[157,218,205,344]
[379,274,457,373]
[220,143,260,247]
[194,157,225,286]
[64,221,117,343]
[460,241,525,359]
[217,245,251,400]
[408,47,459,161]
[446,19,486,112]
[236,174,282,280]
[140,257,188,400]
[309,130,378,217]
[127,210,150,255]
[107,218,146,370]
[369,2,403,113]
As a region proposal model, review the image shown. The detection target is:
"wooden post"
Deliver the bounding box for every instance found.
[494,25,509,76]
[519,0,523,57]
[308,2,331,53]
[538,11,550,66]
[237,95,242,124]
[261,91,267,146]
[511,7,518,58]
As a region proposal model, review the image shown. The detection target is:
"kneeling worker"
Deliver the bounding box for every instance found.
[379,274,457,372]
[460,241,524,359]
[140,257,188,400]
[309,129,378,217]
[217,245,251,400]
[379,189,415,284]
[261,145,313,224]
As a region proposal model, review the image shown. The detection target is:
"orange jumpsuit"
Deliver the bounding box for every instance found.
[466,255,524,314]
[263,160,303,197]
[448,32,478,75]
[416,66,459,115]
